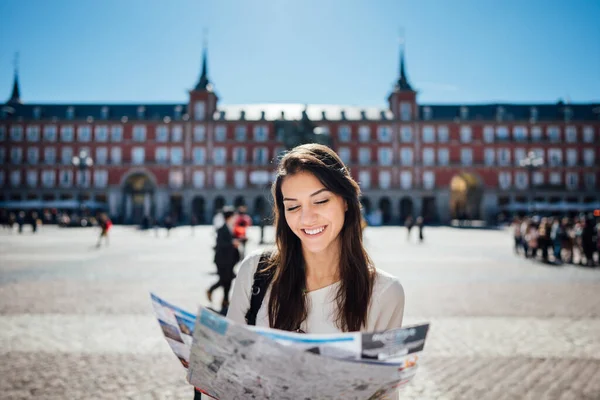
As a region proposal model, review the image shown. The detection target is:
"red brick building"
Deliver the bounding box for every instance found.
[1,47,599,224]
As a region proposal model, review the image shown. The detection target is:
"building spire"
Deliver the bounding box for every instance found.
[395,32,414,92]
[194,31,212,91]
[8,52,22,104]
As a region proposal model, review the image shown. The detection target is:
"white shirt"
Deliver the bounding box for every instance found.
[227,250,405,333]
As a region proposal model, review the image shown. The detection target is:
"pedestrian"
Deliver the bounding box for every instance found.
[233,205,252,259]
[96,213,112,247]
[164,215,173,237]
[405,215,414,241]
[207,207,240,314]
[190,215,197,236]
[17,211,25,234]
[416,216,424,243]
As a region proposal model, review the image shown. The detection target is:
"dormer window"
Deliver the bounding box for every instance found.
[496,106,505,122]
[66,107,75,120]
[174,105,182,120]
[530,107,538,123]
[400,102,412,121]
[564,107,573,122]
[33,107,42,120]
[101,106,109,120]
[137,106,145,119]
[422,106,432,121]
[460,106,469,120]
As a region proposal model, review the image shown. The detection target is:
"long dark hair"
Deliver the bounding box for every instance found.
[267,143,374,332]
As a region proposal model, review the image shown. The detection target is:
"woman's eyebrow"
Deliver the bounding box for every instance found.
[283,188,329,202]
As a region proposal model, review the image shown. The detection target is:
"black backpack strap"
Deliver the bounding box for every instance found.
[245,251,274,326]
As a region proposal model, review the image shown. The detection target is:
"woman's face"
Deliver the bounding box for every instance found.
[281,171,347,254]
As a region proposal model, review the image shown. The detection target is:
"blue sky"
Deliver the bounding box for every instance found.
[1,0,599,106]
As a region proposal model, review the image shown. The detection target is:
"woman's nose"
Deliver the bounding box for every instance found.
[300,205,318,225]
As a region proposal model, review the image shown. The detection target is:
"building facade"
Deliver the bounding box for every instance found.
[1,47,599,224]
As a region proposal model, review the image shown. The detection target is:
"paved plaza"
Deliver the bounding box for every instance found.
[1,224,599,400]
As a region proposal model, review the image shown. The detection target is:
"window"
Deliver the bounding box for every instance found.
[26,126,40,142]
[66,107,75,120]
[101,106,109,120]
[513,126,527,142]
[378,171,391,189]
[483,126,494,143]
[92,126,107,142]
[377,126,391,142]
[11,147,23,164]
[171,125,183,142]
[423,171,435,189]
[422,106,432,121]
[531,126,542,141]
[460,126,472,143]
[41,170,55,187]
[461,148,472,166]
[94,170,108,188]
[565,126,577,143]
[214,170,226,189]
[59,170,73,187]
[530,107,538,122]
[133,125,146,142]
[254,147,268,165]
[194,101,205,121]
[533,172,544,186]
[496,126,509,141]
[400,171,412,189]
[95,147,107,165]
[400,126,413,142]
[358,148,371,165]
[215,125,226,142]
[137,106,145,119]
[190,147,205,165]
[193,171,205,188]
[27,148,39,164]
[437,126,449,143]
[10,126,23,141]
[378,147,392,166]
[44,147,56,164]
[547,126,560,142]
[584,173,596,189]
[61,147,72,165]
[235,125,247,141]
[233,147,246,165]
[550,172,561,185]
[422,126,435,143]
[192,125,206,142]
[358,126,371,142]
[498,172,511,190]
[156,125,169,142]
[78,126,92,142]
[26,170,37,187]
[400,102,412,121]
[174,105,182,120]
[338,125,351,142]
[358,171,370,189]
[484,148,495,166]
[583,126,595,143]
[566,172,578,190]
[254,125,268,142]
[566,149,578,167]
[497,148,511,166]
[111,147,122,164]
[422,148,435,166]
[213,147,226,165]
[10,170,21,186]
[169,170,184,188]
[170,147,184,165]
[234,170,247,189]
[155,147,168,164]
[514,148,526,166]
[400,148,413,166]
[515,172,528,190]
[438,148,449,166]
[61,126,74,142]
[548,149,562,167]
[583,149,595,167]
[338,147,350,165]
[132,147,145,164]
[110,126,123,142]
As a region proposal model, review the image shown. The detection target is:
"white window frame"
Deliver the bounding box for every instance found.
[514,148,526,167]
[96,147,108,165]
[437,126,449,143]
[41,170,55,188]
[111,147,122,164]
[213,170,226,189]
[400,171,412,189]
[338,125,351,142]
[26,126,40,142]
[484,148,495,166]
[583,149,595,167]
[400,126,413,143]
[132,125,146,142]
[156,125,169,142]
[358,126,371,143]
[377,147,393,166]
[193,170,205,188]
[498,172,511,190]
[77,126,92,142]
[565,126,577,143]
[253,125,268,142]
[193,125,206,142]
[566,149,578,167]
[234,170,247,189]
[235,125,247,142]
[214,125,227,142]
[10,126,24,141]
[169,170,184,189]
[460,126,472,143]
[422,148,435,166]
[110,125,123,142]
[11,147,23,164]
[400,102,412,121]
[26,170,38,187]
[513,126,527,142]
[549,172,561,185]
[10,170,21,186]
[132,147,145,165]
[496,126,509,141]
[59,170,73,188]
[460,148,472,166]
[437,148,449,166]
[193,147,206,165]
[533,171,544,186]
[422,126,435,143]
[515,171,528,190]
[93,170,108,188]
[547,126,560,142]
[60,125,74,142]
[338,147,351,165]
[400,148,413,166]
[531,126,542,142]
[566,172,578,191]
[155,147,169,164]
[548,148,563,167]
[377,126,391,142]
[27,147,39,164]
[194,101,206,121]
[95,125,108,142]
[422,171,435,190]
[171,125,183,142]
[583,126,594,143]
[170,147,184,165]
[254,147,268,165]
[213,147,226,165]
[378,170,391,189]
[233,147,247,165]
[497,148,511,166]
[483,126,494,143]
[358,147,371,165]
[44,147,56,164]
[61,147,73,165]
[358,170,371,189]
[584,173,596,189]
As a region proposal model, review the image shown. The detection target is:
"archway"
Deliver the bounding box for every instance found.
[234,196,246,208]
[360,196,372,215]
[192,196,206,224]
[399,197,413,223]
[213,196,226,216]
[449,173,483,220]
[379,197,392,225]
[122,172,155,224]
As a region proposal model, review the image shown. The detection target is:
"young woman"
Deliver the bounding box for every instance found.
[227,143,404,333]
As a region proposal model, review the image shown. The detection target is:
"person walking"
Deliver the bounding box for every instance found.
[405,216,414,241]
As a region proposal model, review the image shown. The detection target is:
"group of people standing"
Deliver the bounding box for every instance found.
[511,215,599,266]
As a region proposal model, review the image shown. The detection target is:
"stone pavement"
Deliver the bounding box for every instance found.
[0,225,599,400]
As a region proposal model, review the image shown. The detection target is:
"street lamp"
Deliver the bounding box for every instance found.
[72,149,94,211]
[519,151,544,214]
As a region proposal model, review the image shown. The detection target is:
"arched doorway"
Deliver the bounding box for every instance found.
[450,173,483,220]
[360,197,372,215]
[192,196,205,224]
[213,196,226,216]
[234,196,246,208]
[399,197,414,223]
[254,196,270,220]
[122,173,155,224]
[379,197,392,225]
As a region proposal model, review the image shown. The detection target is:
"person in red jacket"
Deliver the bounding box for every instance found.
[96,213,112,248]
[233,205,252,258]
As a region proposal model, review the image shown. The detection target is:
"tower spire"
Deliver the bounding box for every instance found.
[194,31,212,91]
[8,52,22,104]
[395,32,414,92]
